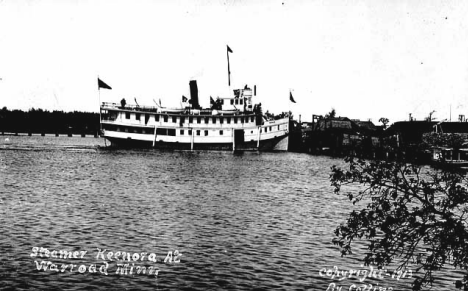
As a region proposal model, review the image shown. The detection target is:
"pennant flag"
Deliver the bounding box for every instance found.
[210,96,215,104]
[227,45,233,86]
[98,78,112,90]
[290,92,296,103]
[182,95,188,102]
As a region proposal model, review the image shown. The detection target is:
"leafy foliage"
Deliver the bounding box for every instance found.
[379,117,390,128]
[331,157,468,290]
[325,108,336,119]
[263,110,292,120]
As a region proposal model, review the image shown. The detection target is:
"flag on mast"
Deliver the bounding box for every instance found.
[98,78,112,90]
[290,92,296,103]
[227,45,233,86]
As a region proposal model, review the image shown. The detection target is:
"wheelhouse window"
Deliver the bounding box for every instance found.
[135,113,140,120]
[220,117,224,124]
[227,117,231,124]
[172,116,177,123]
[189,117,193,123]
[197,117,201,124]
[188,130,192,135]
[155,114,160,122]
[168,129,176,136]
[205,117,209,124]
[163,115,168,122]
[220,130,224,135]
[196,130,200,136]
[204,130,208,136]
[212,117,216,124]
[234,117,238,124]
[125,112,130,119]
[180,130,184,135]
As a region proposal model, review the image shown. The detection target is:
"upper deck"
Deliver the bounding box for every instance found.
[101,85,256,116]
[100,102,254,117]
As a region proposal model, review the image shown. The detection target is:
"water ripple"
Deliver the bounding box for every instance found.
[0,136,455,290]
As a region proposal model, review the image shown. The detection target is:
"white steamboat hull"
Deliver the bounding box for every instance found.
[101,111,289,151]
[104,133,289,151]
[100,92,290,151]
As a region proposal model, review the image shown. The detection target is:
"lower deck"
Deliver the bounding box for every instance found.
[104,134,288,151]
[101,116,290,151]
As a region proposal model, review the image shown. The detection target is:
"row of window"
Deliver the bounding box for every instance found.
[230,99,244,105]
[103,125,283,135]
[123,112,255,124]
[103,125,155,135]
[264,125,281,132]
[180,129,221,136]
[103,125,220,136]
[215,99,245,105]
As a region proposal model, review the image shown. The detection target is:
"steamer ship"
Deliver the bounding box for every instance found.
[99,80,289,150]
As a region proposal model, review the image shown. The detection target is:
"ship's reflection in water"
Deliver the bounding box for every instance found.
[0,136,454,290]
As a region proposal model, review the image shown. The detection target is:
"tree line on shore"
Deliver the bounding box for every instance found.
[0,107,99,135]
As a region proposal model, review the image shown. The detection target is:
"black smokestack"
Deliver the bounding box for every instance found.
[189,80,200,109]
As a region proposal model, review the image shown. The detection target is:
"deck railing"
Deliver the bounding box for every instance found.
[101,102,258,116]
[101,102,159,112]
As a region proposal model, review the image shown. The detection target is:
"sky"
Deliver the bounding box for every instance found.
[1,0,468,124]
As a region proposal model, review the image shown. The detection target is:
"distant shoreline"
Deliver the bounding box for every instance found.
[0,107,100,136]
[1,132,100,138]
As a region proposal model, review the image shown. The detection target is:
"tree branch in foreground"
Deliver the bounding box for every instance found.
[331,156,468,290]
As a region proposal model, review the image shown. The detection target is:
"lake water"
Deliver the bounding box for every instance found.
[0,136,456,290]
